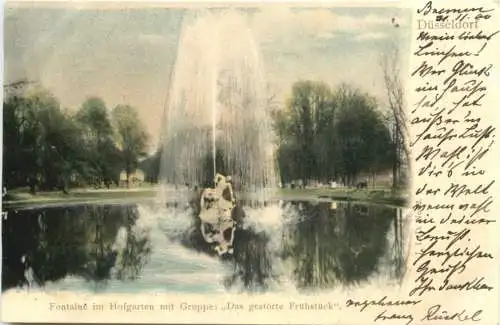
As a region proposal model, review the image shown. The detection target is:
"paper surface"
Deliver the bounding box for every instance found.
[1,0,499,324]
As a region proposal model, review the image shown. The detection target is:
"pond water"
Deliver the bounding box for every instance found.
[2,200,409,294]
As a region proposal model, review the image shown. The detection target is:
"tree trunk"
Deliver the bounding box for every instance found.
[29,176,37,194]
[62,177,69,194]
[392,164,398,192]
[392,123,400,193]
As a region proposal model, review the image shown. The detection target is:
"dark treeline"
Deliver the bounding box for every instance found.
[3,78,408,193]
[130,80,409,190]
[3,81,149,194]
[273,81,407,189]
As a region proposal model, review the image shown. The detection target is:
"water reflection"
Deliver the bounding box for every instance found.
[2,205,151,290]
[2,201,407,293]
[282,202,394,288]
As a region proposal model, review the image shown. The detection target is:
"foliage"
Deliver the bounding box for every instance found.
[139,149,162,183]
[112,105,149,187]
[2,82,150,193]
[3,77,402,192]
[75,97,120,188]
[332,86,394,185]
[274,81,396,186]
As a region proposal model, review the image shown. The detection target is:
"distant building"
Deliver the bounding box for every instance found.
[119,169,145,187]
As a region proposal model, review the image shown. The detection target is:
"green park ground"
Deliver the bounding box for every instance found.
[2,184,408,209]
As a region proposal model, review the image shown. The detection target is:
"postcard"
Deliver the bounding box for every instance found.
[1,0,499,324]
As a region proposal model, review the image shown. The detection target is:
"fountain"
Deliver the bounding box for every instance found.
[159,10,279,254]
[159,9,278,193]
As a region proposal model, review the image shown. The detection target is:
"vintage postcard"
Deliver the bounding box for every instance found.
[1,0,499,324]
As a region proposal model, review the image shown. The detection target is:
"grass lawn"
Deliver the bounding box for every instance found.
[2,185,408,208]
[2,186,159,208]
[273,187,408,206]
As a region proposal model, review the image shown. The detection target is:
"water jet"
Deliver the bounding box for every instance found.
[158,10,279,253]
[159,10,278,194]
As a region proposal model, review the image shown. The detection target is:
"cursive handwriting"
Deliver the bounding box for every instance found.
[414,42,484,65]
[410,222,495,296]
[375,310,414,325]
[443,60,492,85]
[417,1,494,16]
[345,297,421,312]
[421,304,482,322]
[410,2,496,318]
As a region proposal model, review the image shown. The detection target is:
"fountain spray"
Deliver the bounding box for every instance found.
[159,10,278,194]
[211,30,218,183]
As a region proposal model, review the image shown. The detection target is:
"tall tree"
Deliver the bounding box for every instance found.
[3,84,86,193]
[2,84,154,193]
[111,105,149,187]
[381,33,409,191]
[333,87,393,186]
[284,80,334,184]
[76,97,117,187]
[3,84,41,191]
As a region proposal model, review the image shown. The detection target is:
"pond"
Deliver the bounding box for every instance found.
[2,200,409,294]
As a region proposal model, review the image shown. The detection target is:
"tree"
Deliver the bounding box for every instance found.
[3,84,83,193]
[3,82,33,190]
[111,105,149,187]
[271,108,299,184]
[76,97,113,138]
[381,36,409,191]
[76,97,117,187]
[282,80,334,184]
[273,81,395,187]
[139,148,162,183]
[3,83,152,193]
[333,87,394,186]
[38,106,87,193]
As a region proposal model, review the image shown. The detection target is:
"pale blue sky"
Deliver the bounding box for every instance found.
[4,3,411,150]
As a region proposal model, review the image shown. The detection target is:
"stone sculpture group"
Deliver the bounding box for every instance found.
[199,173,237,255]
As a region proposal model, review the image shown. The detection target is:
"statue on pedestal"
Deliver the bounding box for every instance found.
[199,173,237,255]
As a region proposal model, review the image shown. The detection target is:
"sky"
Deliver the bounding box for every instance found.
[4,2,412,152]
